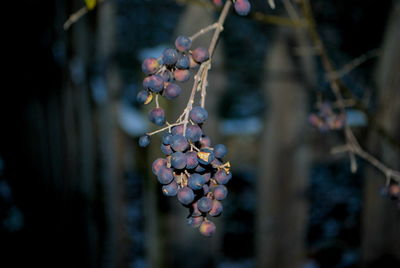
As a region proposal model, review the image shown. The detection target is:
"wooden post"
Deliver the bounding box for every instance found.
[361,3,400,267]
[256,28,311,268]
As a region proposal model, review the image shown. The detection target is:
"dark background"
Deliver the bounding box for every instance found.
[1,0,399,267]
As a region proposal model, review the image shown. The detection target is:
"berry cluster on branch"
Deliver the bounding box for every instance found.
[137,0,244,237]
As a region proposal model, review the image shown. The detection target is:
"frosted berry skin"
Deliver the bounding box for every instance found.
[190,106,208,124]
[171,151,187,169]
[214,144,227,158]
[199,136,212,148]
[176,54,190,69]
[173,69,191,82]
[209,200,223,217]
[185,125,203,142]
[160,144,173,155]
[197,197,213,213]
[199,220,216,237]
[192,47,210,63]
[188,173,206,190]
[183,152,197,169]
[142,57,160,75]
[177,186,195,205]
[157,166,174,184]
[138,135,151,148]
[164,83,182,99]
[162,180,179,196]
[234,0,251,16]
[162,133,173,145]
[162,48,179,65]
[187,216,203,228]
[212,185,228,200]
[175,36,192,52]
[143,74,164,93]
[214,169,232,185]
[136,90,152,105]
[171,125,184,136]
[170,134,189,152]
[152,158,167,175]
[149,107,166,126]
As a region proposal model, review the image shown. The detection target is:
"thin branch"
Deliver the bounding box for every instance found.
[190,23,220,41]
[282,0,300,21]
[300,0,400,184]
[63,0,106,30]
[268,0,276,9]
[326,49,381,81]
[146,122,183,136]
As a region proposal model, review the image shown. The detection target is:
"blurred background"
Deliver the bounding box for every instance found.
[1,0,399,267]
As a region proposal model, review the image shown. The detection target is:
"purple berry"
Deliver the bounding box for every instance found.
[175,36,192,52]
[171,125,184,135]
[199,136,212,148]
[187,216,204,228]
[138,135,151,147]
[162,132,173,145]
[152,158,167,175]
[173,69,191,82]
[136,90,152,105]
[188,173,206,190]
[142,57,160,75]
[177,186,195,205]
[162,48,179,65]
[212,185,228,200]
[185,151,199,169]
[191,202,202,217]
[209,200,223,217]
[189,106,208,124]
[160,144,173,155]
[149,107,166,126]
[197,197,213,212]
[170,134,189,152]
[176,54,190,69]
[143,74,164,93]
[199,220,216,237]
[192,47,209,63]
[185,125,203,142]
[163,83,182,99]
[171,151,187,169]
[157,166,174,184]
[214,144,227,158]
[214,170,232,185]
[162,180,179,196]
[234,0,251,16]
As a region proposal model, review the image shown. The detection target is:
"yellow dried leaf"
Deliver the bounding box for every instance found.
[85,0,97,10]
[197,151,210,163]
[144,93,153,105]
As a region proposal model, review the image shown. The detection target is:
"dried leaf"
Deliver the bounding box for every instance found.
[85,0,97,10]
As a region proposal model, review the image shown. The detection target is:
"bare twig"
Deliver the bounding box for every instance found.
[300,0,400,184]
[268,0,276,9]
[190,23,220,41]
[326,49,381,81]
[63,0,105,30]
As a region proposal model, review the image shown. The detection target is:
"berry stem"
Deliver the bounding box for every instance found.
[190,23,220,41]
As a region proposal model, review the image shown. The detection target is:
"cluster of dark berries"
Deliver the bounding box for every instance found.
[137,35,210,129]
[309,102,346,132]
[137,35,232,237]
[212,0,251,16]
[381,182,400,208]
[151,126,231,237]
